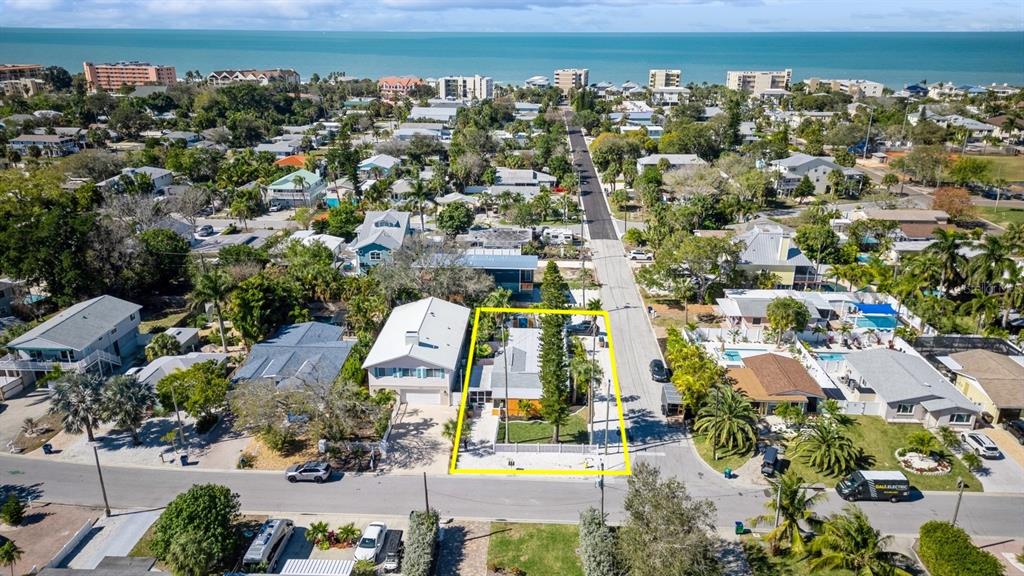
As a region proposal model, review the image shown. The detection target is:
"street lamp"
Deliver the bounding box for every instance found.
[89,442,111,517]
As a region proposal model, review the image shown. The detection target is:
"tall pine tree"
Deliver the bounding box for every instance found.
[539,261,570,442]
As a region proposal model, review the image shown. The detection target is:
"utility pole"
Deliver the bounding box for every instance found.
[170,383,189,452]
[91,443,111,517]
[599,462,605,518]
[502,316,510,443]
[863,107,874,160]
[604,377,612,456]
[422,471,430,512]
[952,476,966,526]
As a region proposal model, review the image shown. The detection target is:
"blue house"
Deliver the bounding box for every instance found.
[415,249,538,297]
[349,210,411,269]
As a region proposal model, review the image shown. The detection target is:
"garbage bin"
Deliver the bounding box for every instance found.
[724,467,732,479]
[179,454,189,466]
[734,521,745,535]
[42,443,53,455]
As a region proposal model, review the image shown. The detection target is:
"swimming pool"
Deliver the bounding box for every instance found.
[816,352,847,362]
[722,348,771,362]
[855,315,898,330]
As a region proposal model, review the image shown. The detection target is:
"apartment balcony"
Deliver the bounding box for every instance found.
[0,349,122,375]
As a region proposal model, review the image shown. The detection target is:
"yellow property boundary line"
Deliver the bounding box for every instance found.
[449,307,632,476]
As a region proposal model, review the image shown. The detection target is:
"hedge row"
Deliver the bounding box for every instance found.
[402,508,439,576]
[918,520,1004,576]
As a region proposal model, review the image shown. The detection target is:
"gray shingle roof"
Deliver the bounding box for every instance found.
[351,210,410,251]
[845,348,976,411]
[233,323,352,390]
[8,295,141,352]
[735,227,812,267]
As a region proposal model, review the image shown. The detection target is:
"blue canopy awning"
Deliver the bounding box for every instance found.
[855,303,897,316]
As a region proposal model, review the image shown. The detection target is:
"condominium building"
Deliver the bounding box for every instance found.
[726,69,792,96]
[805,77,884,99]
[207,68,300,87]
[0,64,43,82]
[83,61,177,91]
[377,75,424,101]
[554,68,589,93]
[436,75,494,101]
[648,69,681,89]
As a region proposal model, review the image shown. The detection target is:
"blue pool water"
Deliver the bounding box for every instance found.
[723,350,743,362]
[722,348,771,362]
[816,352,847,362]
[855,315,898,330]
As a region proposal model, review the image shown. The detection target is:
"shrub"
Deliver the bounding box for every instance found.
[150,484,240,572]
[236,452,256,469]
[578,507,619,576]
[918,520,1004,576]
[259,425,293,454]
[402,509,439,576]
[0,494,24,526]
[352,560,376,576]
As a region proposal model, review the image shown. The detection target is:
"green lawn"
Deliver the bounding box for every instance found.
[977,206,1024,228]
[139,309,191,334]
[693,434,753,474]
[781,416,982,492]
[487,522,583,576]
[975,155,1024,181]
[497,414,590,444]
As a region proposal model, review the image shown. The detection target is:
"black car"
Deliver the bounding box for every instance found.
[566,320,596,335]
[649,359,671,382]
[1003,419,1024,445]
[285,460,332,483]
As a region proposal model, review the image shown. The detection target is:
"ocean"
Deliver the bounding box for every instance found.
[1,29,1022,88]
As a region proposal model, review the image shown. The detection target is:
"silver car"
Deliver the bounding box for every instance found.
[285,460,332,483]
[961,432,1002,459]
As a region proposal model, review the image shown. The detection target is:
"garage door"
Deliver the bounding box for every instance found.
[403,391,440,405]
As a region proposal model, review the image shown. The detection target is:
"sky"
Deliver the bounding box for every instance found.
[0,0,1022,32]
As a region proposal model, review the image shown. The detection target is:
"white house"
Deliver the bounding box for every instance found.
[488,167,558,200]
[769,153,864,196]
[100,166,174,194]
[362,297,471,405]
[358,154,401,177]
[265,169,326,208]
[636,154,707,174]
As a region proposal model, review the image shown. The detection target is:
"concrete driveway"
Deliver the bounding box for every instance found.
[382,404,455,475]
[971,451,1024,494]
[65,509,161,569]
[0,387,52,447]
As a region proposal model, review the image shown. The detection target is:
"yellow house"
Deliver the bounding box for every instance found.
[945,349,1024,424]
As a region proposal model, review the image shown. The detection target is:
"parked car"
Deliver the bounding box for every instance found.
[566,320,596,335]
[761,446,780,477]
[196,224,215,237]
[1002,419,1024,445]
[836,470,910,503]
[269,200,285,212]
[628,249,654,261]
[242,519,293,572]
[961,431,1003,459]
[285,460,332,483]
[381,529,404,573]
[354,522,388,562]
[649,359,671,383]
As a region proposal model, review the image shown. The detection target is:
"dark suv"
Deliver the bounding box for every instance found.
[1003,419,1024,445]
[649,359,671,383]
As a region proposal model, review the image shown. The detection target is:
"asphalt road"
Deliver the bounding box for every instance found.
[565,110,617,240]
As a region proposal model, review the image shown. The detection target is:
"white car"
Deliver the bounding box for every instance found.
[961,432,1002,459]
[628,250,653,261]
[354,522,388,561]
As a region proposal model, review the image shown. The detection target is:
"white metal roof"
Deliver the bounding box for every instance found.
[280,559,354,576]
[858,470,908,481]
[362,297,470,371]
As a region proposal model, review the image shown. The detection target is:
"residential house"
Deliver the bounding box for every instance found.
[408,105,462,124]
[363,297,471,405]
[907,108,995,140]
[636,154,707,174]
[715,289,824,331]
[456,227,533,250]
[804,78,885,99]
[288,230,349,265]
[131,352,230,390]
[841,348,978,428]
[377,76,423,101]
[9,134,78,157]
[233,323,353,390]
[207,68,300,86]
[470,327,543,414]
[0,295,141,387]
[524,76,550,88]
[254,141,300,159]
[274,155,308,169]
[350,210,411,268]
[849,208,953,241]
[395,122,449,142]
[0,279,21,317]
[162,131,202,147]
[265,169,326,208]
[487,167,557,200]
[729,353,825,414]
[457,249,538,297]
[733,222,817,289]
[940,349,1024,424]
[769,153,864,196]
[650,86,691,106]
[986,114,1024,142]
[358,154,401,177]
[100,166,174,194]
[192,229,275,257]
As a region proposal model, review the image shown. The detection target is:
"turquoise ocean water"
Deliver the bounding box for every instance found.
[1,29,1021,87]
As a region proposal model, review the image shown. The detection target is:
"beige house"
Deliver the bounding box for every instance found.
[943,349,1024,424]
[728,353,825,414]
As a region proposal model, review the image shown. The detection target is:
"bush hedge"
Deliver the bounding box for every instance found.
[402,509,439,576]
[579,507,619,576]
[918,520,1004,576]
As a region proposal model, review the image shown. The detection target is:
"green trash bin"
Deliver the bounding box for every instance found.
[735,521,745,535]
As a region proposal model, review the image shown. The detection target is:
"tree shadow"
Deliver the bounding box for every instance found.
[20,511,51,526]
[434,524,467,576]
[0,483,43,502]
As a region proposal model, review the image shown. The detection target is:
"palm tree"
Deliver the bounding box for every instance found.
[190,267,233,352]
[905,430,944,459]
[811,505,910,575]
[101,375,155,445]
[406,177,431,232]
[0,539,23,576]
[1003,267,1024,328]
[442,417,471,448]
[305,520,331,549]
[749,470,825,555]
[693,385,758,460]
[811,324,828,344]
[145,332,182,362]
[968,235,1014,294]
[49,373,105,442]
[926,228,966,293]
[570,342,603,407]
[960,290,1002,332]
[291,174,310,208]
[794,418,859,476]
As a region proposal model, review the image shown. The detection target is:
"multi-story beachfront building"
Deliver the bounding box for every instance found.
[805,77,884,99]
[725,69,792,96]
[83,61,177,91]
[648,69,682,89]
[207,68,300,87]
[0,64,43,82]
[554,68,589,93]
[436,75,493,101]
[377,76,424,101]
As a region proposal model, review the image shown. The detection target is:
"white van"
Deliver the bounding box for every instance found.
[243,518,294,571]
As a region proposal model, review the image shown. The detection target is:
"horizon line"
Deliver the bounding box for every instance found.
[2,26,1022,34]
